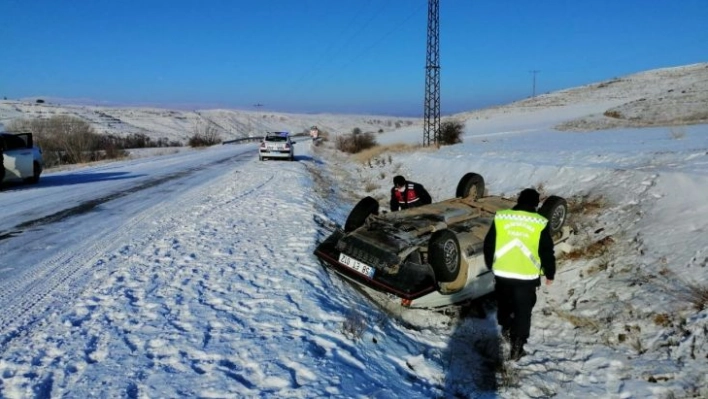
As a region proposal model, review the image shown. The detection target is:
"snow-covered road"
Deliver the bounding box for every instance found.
[0,143,460,398]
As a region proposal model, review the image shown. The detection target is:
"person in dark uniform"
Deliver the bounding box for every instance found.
[389,175,432,211]
[483,188,556,360]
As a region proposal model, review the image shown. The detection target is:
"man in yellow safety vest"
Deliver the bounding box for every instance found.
[483,188,556,360]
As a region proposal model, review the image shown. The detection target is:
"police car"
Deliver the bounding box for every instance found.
[258,131,295,161]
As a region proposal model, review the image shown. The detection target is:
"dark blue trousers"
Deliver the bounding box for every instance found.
[494,277,537,344]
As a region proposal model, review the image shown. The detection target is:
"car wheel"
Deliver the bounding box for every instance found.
[538,195,568,236]
[344,196,379,233]
[428,229,461,282]
[31,162,41,184]
[456,173,485,199]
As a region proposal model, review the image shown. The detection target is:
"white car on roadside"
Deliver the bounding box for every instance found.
[1,132,44,187]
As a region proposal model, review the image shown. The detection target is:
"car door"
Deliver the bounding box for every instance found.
[1,134,33,180]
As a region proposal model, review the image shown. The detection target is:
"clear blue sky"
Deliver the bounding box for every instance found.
[2,0,706,116]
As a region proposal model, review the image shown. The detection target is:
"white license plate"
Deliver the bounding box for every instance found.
[338,253,375,278]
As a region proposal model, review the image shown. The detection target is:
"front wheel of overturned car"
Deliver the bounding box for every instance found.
[456,173,485,199]
[344,196,379,233]
[538,195,568,236]
[428,229,461,282]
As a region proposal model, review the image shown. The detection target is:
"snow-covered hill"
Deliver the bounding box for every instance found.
[0,101,419,145]
[453,62,708,131]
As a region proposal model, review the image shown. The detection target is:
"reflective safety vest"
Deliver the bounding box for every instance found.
[394,183,422,208]
[492,209,548,280]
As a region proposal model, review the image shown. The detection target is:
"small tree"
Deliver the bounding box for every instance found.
[189,121,222,147]
[439,120,464,145]
[335,131,377,154]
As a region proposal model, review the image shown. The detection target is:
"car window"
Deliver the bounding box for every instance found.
[265,136,288,143]
[2,134,28,150]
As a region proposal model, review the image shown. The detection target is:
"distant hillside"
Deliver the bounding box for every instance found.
[3,63,707,141]
[455,62,708,131]
[0,101,420,145]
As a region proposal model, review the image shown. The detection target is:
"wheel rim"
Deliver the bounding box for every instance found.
[550,206,566,231]
[443,239,459,273]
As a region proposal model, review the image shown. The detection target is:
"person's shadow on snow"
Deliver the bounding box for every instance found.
[441,296,502,398]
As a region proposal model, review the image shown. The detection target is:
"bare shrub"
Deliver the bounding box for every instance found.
[335,131,377,154]
[604,110,622,119]
[9,115,101,166]
[559,235,614,261]
[189,121,222,147]
[7,116,134,166]
[673,281,708,311]
[341,311,367,340]
[656,269,708,311]
[497,361,521,388]
[439,120,464,145]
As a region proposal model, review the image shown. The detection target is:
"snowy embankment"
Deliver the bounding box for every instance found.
[331,116,708,397]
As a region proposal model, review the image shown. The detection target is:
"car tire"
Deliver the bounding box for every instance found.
[538,195,568,236]
[428,229,461,282]
[455,173,485,199]
[30,162,41,184]
[344,196,379,233]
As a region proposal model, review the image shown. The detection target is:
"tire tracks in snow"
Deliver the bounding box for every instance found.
[0,153,256,350]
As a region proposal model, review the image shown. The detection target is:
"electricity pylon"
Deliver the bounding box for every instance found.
[423,0,440,146]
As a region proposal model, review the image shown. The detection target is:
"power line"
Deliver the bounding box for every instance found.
[281,2,424,106]
[282,0,382,99]
[529,70,540,97]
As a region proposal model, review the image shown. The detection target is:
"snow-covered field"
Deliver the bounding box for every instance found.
[0,63,707,398]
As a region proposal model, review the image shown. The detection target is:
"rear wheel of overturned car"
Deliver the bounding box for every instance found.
[344,196,379,233]
[455,173,485,199]
[538,195,568,236]
[428,229,461,282]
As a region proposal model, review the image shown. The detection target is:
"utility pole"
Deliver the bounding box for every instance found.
[529,70,540,98]
[423,0,440,146]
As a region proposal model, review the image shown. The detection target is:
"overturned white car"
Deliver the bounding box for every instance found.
[314,173,569,309]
